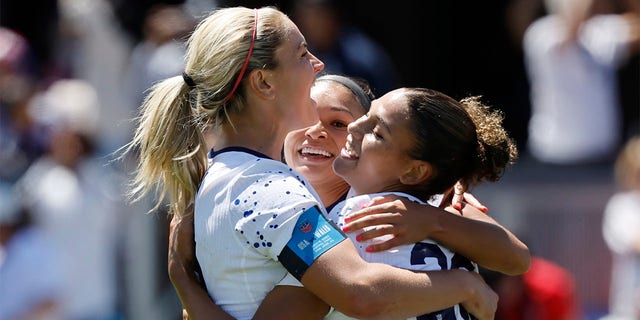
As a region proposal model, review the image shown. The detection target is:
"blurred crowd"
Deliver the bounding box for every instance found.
[0,0,638,319]
[1,1,200,319]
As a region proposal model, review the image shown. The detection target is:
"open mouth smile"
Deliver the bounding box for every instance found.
[299,146,334,158]
[340,137,359,159]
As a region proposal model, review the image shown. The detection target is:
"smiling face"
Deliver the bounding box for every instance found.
[283,79,368,200]
[333,88,425,196]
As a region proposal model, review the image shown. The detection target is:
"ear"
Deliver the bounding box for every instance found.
[399,160,432,185]
[248,69,276,100]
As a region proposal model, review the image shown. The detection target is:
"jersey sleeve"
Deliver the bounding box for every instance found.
[232,170,321,262]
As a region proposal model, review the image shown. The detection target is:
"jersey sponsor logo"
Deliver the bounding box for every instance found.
[300,221,312,233]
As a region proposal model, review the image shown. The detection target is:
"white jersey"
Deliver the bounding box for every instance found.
[195,147,329,319]
[324,192,478,320]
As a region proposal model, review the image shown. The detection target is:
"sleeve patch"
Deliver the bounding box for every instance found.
[278,205,346,280]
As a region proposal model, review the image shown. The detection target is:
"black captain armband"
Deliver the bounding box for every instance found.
[278,205,347,281]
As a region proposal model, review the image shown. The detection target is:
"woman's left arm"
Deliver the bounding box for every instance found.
[341,195,530,275]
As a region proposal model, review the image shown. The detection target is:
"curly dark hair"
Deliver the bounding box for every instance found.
[402,88,518,200]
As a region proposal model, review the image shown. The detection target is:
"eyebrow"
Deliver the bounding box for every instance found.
[328,105,355,117]
[299,41,308,51]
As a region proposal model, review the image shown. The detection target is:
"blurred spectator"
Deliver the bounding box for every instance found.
[0,182,64,320]
[14,79,127,320]
[0,27,49,183]
[290,0,400,95]
[54,0,137,155]
[124,3,196,107]
[0,0,59,81]
[522,0,640,165]
[601,135,640,320]
[485,256,581,320]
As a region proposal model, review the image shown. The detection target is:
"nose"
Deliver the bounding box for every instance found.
[310,52,325,74]
[305,121,327,140]
[347,115,366,139]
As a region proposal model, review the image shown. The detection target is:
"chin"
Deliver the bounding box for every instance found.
[332,159,351,179]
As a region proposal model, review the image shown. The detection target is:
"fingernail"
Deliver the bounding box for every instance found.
[365,247,373,252]
[342,226,349,232]
[344,216,351,223]
[453,203,462,211]
[356,234,364,242]
[481,207,489,213]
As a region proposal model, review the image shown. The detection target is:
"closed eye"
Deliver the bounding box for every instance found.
[371,129,383,140]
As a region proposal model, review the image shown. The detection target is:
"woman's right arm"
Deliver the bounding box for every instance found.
[340,194,530,275]
[299,240,497,320]
[169,211,497,320]
[168,213,235,320]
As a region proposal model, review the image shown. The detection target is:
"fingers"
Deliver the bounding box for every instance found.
[462,193,488,213]
[452,193,465,211]
[451,181,466,211]
[347,225,402,253]
[367,195,397,205]
[342,212,395,233]
[350,224,395,241]
[451,181,489,213]
[362,236,404,253]
[344,201,395,224]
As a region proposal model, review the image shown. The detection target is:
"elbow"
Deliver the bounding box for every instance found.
[335,280,393,319]
[338,276,400,320]
[333,270,393,319]
[502,244,531,276]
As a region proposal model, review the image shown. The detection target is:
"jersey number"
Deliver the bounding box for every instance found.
[411,242,476,320]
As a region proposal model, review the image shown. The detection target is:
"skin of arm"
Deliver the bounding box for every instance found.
[169,211,498,320]
[253,285,329,320]
[299,240,497,320]
[341,194,531,275]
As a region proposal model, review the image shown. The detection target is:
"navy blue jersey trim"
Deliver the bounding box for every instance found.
[209,147,272,160]
[325,192,348,213]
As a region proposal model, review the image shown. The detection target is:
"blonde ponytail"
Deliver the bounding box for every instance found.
[125,76,208,216]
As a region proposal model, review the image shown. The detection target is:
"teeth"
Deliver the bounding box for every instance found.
[342,140,358,158]
[343,148,356,157]
[301,147,333,157]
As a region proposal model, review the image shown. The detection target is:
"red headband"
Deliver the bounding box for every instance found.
[225,9,258,102]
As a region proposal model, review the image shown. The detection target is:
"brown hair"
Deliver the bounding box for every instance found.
[403,88,518,199]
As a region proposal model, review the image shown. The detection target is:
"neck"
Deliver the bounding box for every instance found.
[311,178,350,208]
[351,182,427,200]
[214,105,286,160]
